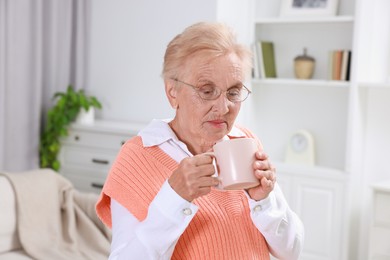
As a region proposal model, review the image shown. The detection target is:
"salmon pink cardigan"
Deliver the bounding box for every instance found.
[96,130,270,259]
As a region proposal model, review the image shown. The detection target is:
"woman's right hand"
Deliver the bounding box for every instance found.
[168,154,219,202]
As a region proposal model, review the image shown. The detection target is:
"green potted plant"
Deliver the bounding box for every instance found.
[39,85,102,171]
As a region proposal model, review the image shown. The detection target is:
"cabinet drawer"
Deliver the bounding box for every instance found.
[374,192,390,227]
[63,130,133,150]
[62,172,106,194]
[61,147,117,170]
[61,165,108,184]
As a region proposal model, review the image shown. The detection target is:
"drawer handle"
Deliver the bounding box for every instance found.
[92,158,109,164]
[91,183,104,189]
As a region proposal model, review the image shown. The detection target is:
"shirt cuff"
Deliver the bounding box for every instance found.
[151,180,198,225]
[134,180,199,257]
[247,192,275,217]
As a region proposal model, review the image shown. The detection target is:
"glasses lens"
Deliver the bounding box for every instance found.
[228,85,250,102]
[173,77,250,103]
[227,87,243,102]
[198,85,219,100]
[197,85,250,102]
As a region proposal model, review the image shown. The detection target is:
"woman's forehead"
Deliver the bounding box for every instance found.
[182,53,243,82]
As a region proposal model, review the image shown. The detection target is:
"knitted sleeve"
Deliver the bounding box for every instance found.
[96,136,177,228]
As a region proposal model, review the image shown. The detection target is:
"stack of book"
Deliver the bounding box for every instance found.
[252,41,277,79]
[329,49,352,81]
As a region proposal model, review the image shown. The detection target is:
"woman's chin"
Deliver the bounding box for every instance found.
[204,130,227,143]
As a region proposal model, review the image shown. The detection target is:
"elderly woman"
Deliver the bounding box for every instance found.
[96,22,304,259]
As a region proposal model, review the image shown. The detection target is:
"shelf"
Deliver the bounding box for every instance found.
[254,21,353,80]
[252,78,350,88]
[255,15,354,25]
[371,181,390,193]
[70,119,146,135]
[274,161,348,180]
[359,82,390,89]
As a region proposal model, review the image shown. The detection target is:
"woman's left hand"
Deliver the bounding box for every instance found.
[247,151,276,201]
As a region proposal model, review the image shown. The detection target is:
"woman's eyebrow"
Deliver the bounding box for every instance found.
[196,79,242,89]
[196,79,214,85]
[228,82,243,89]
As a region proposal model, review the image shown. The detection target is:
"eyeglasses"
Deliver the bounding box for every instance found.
[171,78,251,103]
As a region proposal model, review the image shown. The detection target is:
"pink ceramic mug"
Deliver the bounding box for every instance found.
[209,138,260,190]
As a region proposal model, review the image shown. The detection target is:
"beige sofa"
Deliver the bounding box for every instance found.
[0,175,31,259]
[0,169,111,260]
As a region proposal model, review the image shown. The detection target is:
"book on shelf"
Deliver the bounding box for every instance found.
[261,41,277,78]
[329,49,352,81]
[345,50,352,81]
[254,41,266,79]
[252,43,260,79]
[254,40,276,79]
[333,50,343,80]
[340,50,349,81]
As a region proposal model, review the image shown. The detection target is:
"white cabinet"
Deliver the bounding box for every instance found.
[369,181,390,259]
[276,163,349,260]
[59,120,145,193]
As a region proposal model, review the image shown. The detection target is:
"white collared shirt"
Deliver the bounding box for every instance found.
[109,119,304,260]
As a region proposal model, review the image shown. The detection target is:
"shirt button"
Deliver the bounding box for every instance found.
[253,205,262,212]
[183,208,192,216]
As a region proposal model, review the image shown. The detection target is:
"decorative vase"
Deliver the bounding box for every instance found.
[75,107,95,125]
[294,48,315,79]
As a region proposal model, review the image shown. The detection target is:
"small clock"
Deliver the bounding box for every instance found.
[285,129,315,165]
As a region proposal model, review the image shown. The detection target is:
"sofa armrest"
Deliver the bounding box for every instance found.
[0,176,22,253]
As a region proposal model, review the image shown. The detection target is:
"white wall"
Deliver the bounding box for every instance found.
[89,0,218,124]
[88,0,255,125]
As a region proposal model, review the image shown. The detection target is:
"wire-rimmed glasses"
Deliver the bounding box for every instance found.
[171,78,251,103]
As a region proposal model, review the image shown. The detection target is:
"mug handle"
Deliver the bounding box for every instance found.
[202,152,223,189]
[202,151,215,158]
[202,152,217,177]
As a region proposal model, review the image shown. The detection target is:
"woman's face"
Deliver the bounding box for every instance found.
[168,52,244,153]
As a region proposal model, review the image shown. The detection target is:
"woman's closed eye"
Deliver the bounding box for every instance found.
[227,87,241,97]
[198,85,219,98]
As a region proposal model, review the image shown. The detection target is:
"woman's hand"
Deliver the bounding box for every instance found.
[247,151,276,201]
[168,154,219,202]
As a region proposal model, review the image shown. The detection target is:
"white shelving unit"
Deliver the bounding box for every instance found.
[250,2,355,259]
[254,18,353,80]
[250,0,355,171]
[246,0,390,259]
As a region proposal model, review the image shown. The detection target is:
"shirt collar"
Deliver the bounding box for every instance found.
[138,119,177,147]
[138,119,247,147]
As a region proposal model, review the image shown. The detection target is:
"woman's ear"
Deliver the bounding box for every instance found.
[165,79,178,109]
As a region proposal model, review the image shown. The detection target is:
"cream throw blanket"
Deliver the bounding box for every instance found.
[0,169,111,260]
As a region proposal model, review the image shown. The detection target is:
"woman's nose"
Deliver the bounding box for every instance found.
[212,92,230,114]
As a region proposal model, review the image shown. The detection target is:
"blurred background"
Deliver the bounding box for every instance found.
[1,0,390,259]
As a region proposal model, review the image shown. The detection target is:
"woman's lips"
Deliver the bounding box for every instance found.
[208,120,226,128]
